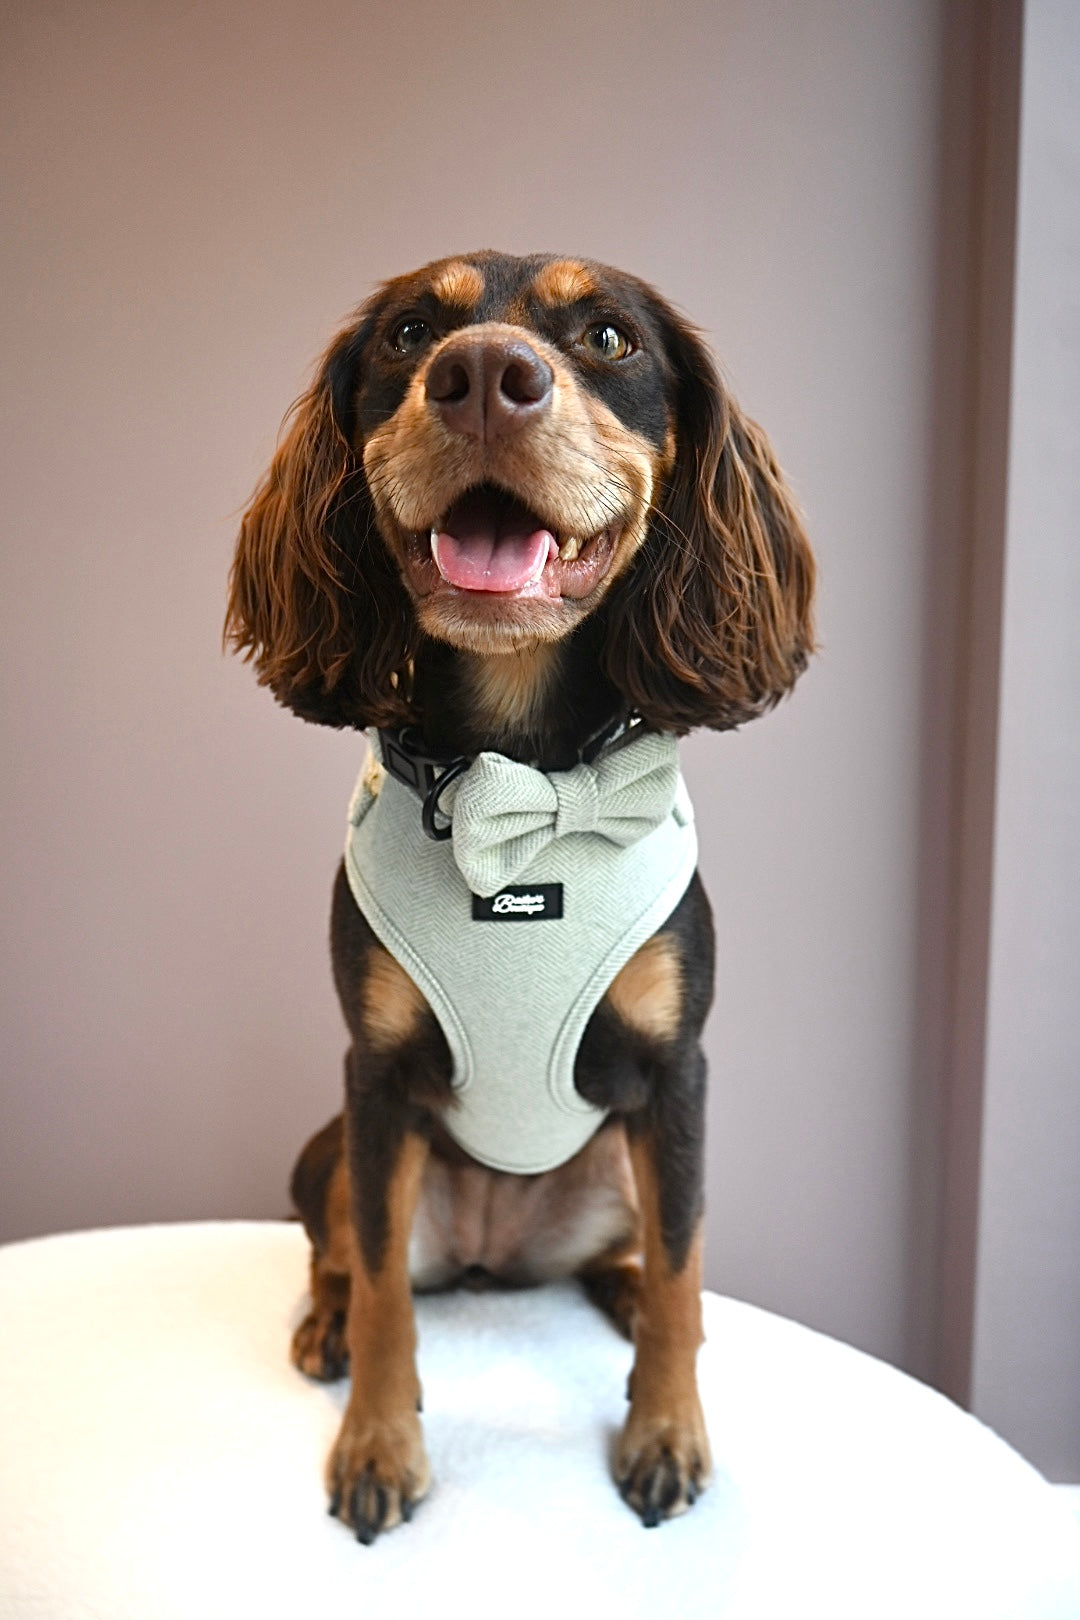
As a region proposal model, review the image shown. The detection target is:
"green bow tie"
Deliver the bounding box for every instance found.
[445,730,683,897]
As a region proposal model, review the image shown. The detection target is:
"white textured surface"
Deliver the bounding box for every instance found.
[0,1222,1077,1620]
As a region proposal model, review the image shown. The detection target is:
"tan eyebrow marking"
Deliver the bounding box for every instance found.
[430,261,485,307]
[533,259,597,307]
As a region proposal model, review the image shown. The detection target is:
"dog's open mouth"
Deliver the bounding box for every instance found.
[423,483,618,601]
[432,486,556,593]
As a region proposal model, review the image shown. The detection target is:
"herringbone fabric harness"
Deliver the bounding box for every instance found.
[344,728,697,1174]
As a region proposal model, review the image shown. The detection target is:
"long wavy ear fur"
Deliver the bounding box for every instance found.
[603,306,816,734]
[225,325,416,729]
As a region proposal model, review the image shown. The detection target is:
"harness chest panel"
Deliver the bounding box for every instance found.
[344,733,698,1175]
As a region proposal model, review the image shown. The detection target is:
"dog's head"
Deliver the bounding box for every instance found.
[227,251,815,734]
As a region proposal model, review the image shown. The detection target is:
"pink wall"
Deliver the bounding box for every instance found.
[3,1,951,1376]
[967,0,1080,1482]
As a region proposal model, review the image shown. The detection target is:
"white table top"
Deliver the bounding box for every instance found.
[1,1221,1077,1619]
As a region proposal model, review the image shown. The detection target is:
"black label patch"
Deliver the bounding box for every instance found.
[472,884,564,921]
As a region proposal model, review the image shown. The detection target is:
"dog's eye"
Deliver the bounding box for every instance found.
[390,318,434,355]
[580,323,633,361]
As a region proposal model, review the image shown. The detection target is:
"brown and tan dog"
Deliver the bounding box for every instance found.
[227,251,815,1543]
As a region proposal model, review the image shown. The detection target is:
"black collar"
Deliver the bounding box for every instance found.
[377,715,627,842]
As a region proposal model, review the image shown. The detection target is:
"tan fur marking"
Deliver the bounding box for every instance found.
[465,641,562,738]
[327,1131,432,1532]
[578,389,666,584]
[362,947,427,1050]
[291,1247,350,1379]
[629,1140,705,1350]
[615,1138,711,1516]
[533,259,597,306]
[346,1130,428,1397]
[606,934,682,1042]
[431,260,485,308]
[362,321,666,654]
[323,1156,352,1272]
[291,1147,353,1380]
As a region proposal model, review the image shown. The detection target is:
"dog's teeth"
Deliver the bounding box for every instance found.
[430,528,449,581]
[559,536,581,561]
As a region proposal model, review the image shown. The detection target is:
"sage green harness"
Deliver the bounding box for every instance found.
[344,728,697,1174]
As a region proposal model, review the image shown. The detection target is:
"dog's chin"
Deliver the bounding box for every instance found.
[415,591,590,654]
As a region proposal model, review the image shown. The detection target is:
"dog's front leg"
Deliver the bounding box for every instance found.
[327,1064,431,1544]
[617,1058,712,1525]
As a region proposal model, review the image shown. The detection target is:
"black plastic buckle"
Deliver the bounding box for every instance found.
[378,728,470,842]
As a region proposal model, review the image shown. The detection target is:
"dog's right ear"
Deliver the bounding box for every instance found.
[225,321,417,730]
[602,296,815,735]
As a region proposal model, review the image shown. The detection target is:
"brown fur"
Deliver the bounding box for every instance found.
[430,260,485,308]
[230,252,816,1540]
[225,256,814,728]
[225,327,418,729]
[605,934,682,1044]
[291,1155,351,1380]
[532,258,598,306]
[295,1118,640,1300]
[411,1120,639,1289]
[603,371,816,734]
[463,641,563,738]
[327,1130,431,1540]
[579,1249,644,1340]
[359,325,659,541]
[359,330,670,662]
[362,945,428,1051]
[616,1137,711,1521]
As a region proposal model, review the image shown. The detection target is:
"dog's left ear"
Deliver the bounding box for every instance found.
[603,305,816,734]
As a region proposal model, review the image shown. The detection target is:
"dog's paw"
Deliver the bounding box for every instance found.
[614,1397,712,1526]
[326,1405,431,1544]
[291,1307,349,1382]
[580,1258,642,1342]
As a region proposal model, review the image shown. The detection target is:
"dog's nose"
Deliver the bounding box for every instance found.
[425,334,553,441]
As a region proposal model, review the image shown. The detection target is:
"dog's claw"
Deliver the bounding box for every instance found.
[326,1407,431,1543]
[614,1401,712,1527]
[341,1467,424,1545]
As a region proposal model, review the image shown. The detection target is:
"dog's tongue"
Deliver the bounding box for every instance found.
[433,487,555,593]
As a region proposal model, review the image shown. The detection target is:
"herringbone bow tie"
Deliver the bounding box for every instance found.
[445,730,681,897]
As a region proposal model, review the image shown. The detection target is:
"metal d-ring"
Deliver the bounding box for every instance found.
[421,757,469,841]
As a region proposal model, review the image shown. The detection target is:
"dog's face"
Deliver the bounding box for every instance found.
[228,251,815,734]
[352,254,678,655]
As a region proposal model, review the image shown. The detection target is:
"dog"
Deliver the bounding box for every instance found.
[226,251,815,1543]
